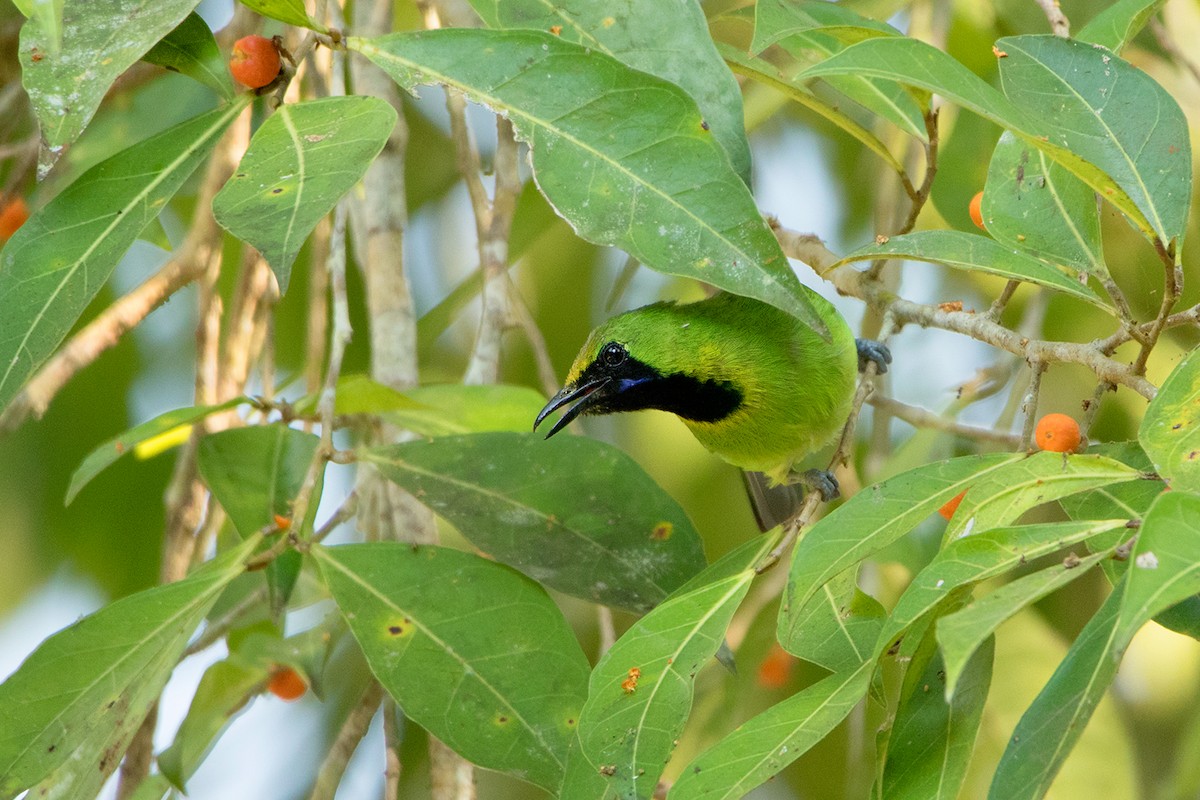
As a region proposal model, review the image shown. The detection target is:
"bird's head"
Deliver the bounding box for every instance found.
[533,302,743,438]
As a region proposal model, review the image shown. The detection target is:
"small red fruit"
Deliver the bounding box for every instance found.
[267,666,307,701]
[1035,413,1082,454]
[939,490,968,520]
[230,35,282,90]
[0,197,29,239]
[969,191,985,230]
[756,643,794,689]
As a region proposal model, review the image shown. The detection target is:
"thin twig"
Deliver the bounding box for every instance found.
[384,700,404,800]
[867,395,1022,447]
[1019,359,1046,451]
[774,226,1158,399]
[596,606,617,657]
[1034,0,1070,37]
[308,681,385,800]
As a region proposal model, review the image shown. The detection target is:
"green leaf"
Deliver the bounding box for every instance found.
[997,34,1191,249]
[775,30,928,141]
[213,96,397,293]
[668,659,874,799]
[315,543,589,791]
[881,519,1129,654]
[991,491,1200,799]
[1139,347,1200,493]
[781,569,884,672]
[67,398,246,504]
[0,102,244,414]
[470,0,752,183]
[752,0,899,53]
[198,425,318,611]
[560,536,774,799]
[18,0,204,169]
[142,12,235,101]
[237,0,321,29]
[882,634,992,800]
[0,537,257,797]
[389,384,549,436]
[833,230,1109,308]
[360,433,706,612]
[1077,0,1167,53]
[938,548,1113,699]
[983,131,1106,277]
[158,658,264,789]
[719,43,909,175]
[198,426,318,537]
[351,29,832,339]
[798,36,1158,239]
[780,453,1018,640]
[942,452,1144,541]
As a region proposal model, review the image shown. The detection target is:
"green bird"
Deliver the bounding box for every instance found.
[534,291,889,520]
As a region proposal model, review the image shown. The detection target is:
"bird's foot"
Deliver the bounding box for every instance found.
[797,468,840,502]
[856,338,892,374]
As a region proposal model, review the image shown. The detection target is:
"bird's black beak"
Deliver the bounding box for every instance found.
[534,378,610,439]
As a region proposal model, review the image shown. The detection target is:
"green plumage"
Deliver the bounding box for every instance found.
[554,291,858,484]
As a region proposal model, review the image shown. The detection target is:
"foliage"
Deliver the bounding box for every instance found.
[0,0,1198,799]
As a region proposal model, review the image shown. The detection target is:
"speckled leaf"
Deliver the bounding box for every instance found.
[11,0,62,56]
[315,543,589,791]
[781,453,1018,641]
[942,452,1143,541]
[0,537,257,797]
[1077,0,1167,53]
[561,536,774,799]
[669,659,874,799]
[67,398,246,504]
[18,0,202,171]
[997,34,1191,249]
[469,0,751,182]
[799,36,1158,239]
[360,433,706,612]
[880,520,1128,660]
[882,633,992,800]
[0,102,243,414]
[781,569,884,672]
[143,12,234,101]
[351,29,831,339]
[213,96,395,294]
[938,548,1112,699]
[835,231,1109,308]
[983,131,1106,277]
[992,491,1200,799]
[1139,347,1200,493]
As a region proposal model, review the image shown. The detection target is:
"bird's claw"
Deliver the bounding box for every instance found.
[856,338,892,374]
[799,468,840,502]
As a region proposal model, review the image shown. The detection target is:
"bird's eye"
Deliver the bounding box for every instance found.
[601,342,627,367]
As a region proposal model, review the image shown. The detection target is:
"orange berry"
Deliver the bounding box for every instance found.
[939,490,968,520]
[267,666,307,701]
[0,197,29,239]
[272,513,291,531]
[1035,413,1082,453]
[756,643,794,689]
[969,191,985,230]
[230,35,281,90]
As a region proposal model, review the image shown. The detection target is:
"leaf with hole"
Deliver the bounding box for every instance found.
[213,96,396,293]
[315,543,589,791]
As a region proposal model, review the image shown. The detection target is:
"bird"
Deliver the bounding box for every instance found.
[534,290,889,525]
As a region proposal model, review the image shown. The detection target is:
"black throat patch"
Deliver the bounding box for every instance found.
[581,354,743,423]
